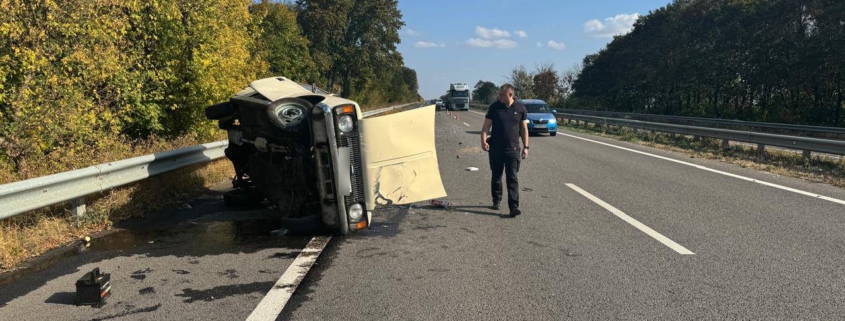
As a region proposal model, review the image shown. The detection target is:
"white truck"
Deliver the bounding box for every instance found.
[448,83,470,111]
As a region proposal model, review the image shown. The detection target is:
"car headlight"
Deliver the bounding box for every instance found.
[549,118,557,124]
[348,203,363,221]
[338,115,354,133]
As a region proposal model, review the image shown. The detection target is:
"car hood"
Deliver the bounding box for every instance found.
[527,113,555,120]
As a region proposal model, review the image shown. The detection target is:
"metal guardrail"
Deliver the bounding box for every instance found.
[0,101,419,221]
[558,109,845,138]
[557,113,845,156]
[0,141,228,220]
[362,102,419,117]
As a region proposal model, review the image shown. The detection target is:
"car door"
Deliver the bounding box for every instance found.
[358,105,447,209]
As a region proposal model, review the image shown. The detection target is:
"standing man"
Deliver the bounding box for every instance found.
[481,84,529,217]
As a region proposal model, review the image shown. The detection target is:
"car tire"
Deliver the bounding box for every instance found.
[223,189,265,208]
[279,213,327,235]
[205,102,235,120]
[550,132,557,136]
[266,98,312,133]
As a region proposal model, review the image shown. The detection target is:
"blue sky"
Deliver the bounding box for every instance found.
[395,0,672,99]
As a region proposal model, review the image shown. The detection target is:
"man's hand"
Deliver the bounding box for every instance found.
[522,147,529,159]
[481,118,493,152]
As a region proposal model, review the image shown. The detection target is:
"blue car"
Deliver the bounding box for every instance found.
[518,99,558,136]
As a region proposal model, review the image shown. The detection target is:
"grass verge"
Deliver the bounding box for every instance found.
[0,159,233,272]
[558,120,845,189]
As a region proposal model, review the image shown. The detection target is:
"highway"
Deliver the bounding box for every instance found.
[3,109,845,320]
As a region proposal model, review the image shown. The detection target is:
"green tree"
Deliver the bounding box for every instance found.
[296,0,405,99]
[251,0,317,83]
[473,80,497,104]
[532,62,560,104]
[507,65,534,100]
[570,0,845,127]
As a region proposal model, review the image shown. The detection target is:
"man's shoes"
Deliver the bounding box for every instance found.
[491,201,501,210]
[509,208,522,217]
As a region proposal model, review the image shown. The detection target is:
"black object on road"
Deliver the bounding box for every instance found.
[75,267,111,307]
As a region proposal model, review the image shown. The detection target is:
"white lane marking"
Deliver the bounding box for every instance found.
[463,122,470,127]
[558,132,845,206]
[566,184,695,255]
[246,235,331,321]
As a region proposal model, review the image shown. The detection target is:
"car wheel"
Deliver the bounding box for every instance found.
[266,98,312,133]
[550,132,557,136]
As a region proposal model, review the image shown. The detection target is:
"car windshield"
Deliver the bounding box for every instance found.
[452,91,468,97]
[525,104,550,113]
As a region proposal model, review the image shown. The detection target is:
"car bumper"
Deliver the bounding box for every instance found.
[528,123,558,133]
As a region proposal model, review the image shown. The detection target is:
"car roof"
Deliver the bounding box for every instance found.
[518,99,548,104]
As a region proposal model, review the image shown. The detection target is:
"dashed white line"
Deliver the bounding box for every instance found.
[557,132,845,206]
[566,184,695,255]
[246,235,331,321]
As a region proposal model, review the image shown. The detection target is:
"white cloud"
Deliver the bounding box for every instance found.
[403,28,421,37]
[414,41,445,48]
[583,13,640,38]
[547,40,566,50]
[536,42,543,48]
[514,30,528,38]
[465,38,518,49]
[475,26,511,39]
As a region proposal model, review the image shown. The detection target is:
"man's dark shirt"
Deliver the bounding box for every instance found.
[485,100,527,151]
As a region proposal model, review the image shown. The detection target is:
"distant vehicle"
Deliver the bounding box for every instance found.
[205,76,446,235]
[518,99,558,136]
[449,83,470,111]
[435,99,445,110]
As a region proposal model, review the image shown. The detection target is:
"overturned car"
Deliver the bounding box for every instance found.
[205,77,446,235]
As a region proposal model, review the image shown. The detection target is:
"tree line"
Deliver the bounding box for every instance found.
[0,0,420,182]
[472,0,843,129]
[469,62,580,107]
[570,0,844,127]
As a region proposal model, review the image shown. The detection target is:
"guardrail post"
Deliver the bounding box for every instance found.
[722,139,730,150]
[757,144,766,156]
[803,150,811,159]
[71,197,86,226]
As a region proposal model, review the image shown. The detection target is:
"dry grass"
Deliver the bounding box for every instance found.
[560,121,845,189]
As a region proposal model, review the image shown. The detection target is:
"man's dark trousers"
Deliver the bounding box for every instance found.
[489,147,520,210]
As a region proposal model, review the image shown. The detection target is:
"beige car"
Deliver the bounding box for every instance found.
[205,77,446,235]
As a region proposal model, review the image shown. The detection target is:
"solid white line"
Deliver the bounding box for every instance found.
[558,132,845,206]
[246,235,331,321]
[463,122,470,127]
[566,184,695,255]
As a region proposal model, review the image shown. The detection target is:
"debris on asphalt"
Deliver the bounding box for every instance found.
[75,267,112,307]
[522,187,533,192]
[430,199,450,208]
[271,228,289,236]
[178,202,192,209]
[466,167,479,171]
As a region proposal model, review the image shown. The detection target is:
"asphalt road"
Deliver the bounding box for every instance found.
[3,109,845,320]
